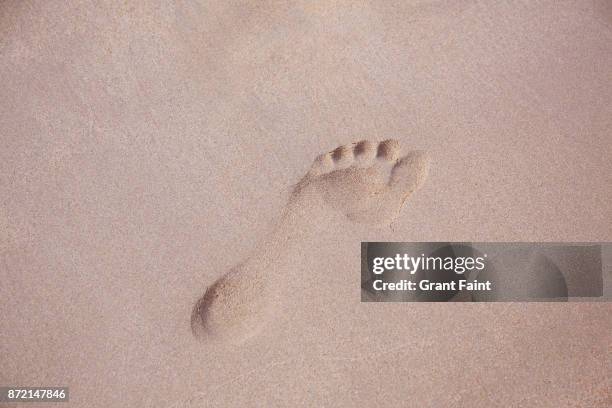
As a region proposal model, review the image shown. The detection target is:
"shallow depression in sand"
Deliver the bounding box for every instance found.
[191,139,431,343]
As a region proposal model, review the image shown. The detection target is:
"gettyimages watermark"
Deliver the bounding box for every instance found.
[361,243,612,302]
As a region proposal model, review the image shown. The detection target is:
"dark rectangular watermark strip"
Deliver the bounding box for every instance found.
[361,242,612,302]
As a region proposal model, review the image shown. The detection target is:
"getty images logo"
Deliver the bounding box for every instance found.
[362,243,492,302]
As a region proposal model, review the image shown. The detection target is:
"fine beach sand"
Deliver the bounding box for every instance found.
[1,1,612,407]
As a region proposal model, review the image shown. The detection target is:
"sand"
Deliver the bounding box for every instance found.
[191,140,430,343]
[1,1,611,407]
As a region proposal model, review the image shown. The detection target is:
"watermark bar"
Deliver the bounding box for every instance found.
[361,242,612,302]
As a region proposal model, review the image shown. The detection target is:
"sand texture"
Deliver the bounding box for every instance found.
[1,1,612,407]
[192,140,429,343]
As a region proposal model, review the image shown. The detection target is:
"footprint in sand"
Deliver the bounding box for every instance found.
[191,140,430,343]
